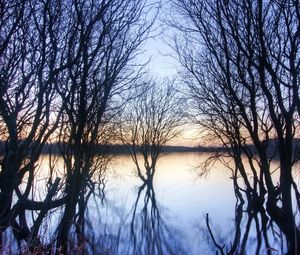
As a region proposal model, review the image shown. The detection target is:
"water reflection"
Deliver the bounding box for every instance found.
[199,176,289,255]
[0,153,296,254]
[127,179,186,255]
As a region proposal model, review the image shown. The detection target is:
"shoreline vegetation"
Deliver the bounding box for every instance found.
[0,142,222,155]
[1,139,299,155]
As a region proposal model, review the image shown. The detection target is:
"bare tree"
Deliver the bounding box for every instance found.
[0,0,156,252]
[120,79,184,184]
[0,0,67,248]
[53,0,156,252]
[169,0,300,253]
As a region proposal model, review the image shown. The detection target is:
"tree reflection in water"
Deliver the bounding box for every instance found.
[128,178,187,255]
[202,187,287,255]
[59,163,291,255]
[0,155,295,254]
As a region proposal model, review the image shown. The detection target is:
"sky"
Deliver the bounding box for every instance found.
[141,36,178,78]
[133,2,204,147]
[136,0,179,78]
[138,37,202,147]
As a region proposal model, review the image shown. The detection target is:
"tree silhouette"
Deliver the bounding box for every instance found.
[0,0,156,251]
[120,79,184,183]
[170,0,300,253]
[0,0,66,248]
[50,0,155,252]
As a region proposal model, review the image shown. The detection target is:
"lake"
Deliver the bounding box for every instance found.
[105,152,237,254]
[3,152,289,254]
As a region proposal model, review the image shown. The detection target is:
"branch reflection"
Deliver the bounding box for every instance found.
[203,184,287,255]
[128,173,186,255]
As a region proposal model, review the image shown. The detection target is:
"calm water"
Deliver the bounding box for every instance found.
[81,152,287,254]
[106,152,237,254]
[5,152,289,254]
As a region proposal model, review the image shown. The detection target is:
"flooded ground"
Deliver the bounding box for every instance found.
[2,152,290,254]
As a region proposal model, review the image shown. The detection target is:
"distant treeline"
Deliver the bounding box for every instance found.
[1,139,299,156]
[0,141,224,155]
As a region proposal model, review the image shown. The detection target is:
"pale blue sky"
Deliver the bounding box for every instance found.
[142,36,178,78]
